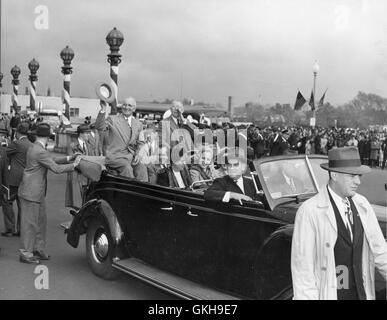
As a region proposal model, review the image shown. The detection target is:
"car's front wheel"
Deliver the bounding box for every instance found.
[86,216,120,280]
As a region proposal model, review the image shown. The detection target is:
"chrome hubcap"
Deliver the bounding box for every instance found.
[92,229,109,262]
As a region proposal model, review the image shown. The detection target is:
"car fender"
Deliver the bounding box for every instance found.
[66,198,124,248]
[259,224,294,255]
[253,224,294,299]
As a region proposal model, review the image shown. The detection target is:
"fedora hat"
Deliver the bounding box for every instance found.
[95,82,115,104]
[320,147,371,175]
[77,123,91,135]
[29,123,51,137]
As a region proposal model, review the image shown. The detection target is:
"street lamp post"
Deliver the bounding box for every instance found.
[106,27,124,115]
[60,45,74,120]
[10,65,21,113]
[28,58,40,111]
[0,72,3,112]
[312,60,319,127]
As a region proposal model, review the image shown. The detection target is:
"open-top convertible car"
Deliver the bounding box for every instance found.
[65,154,386,300]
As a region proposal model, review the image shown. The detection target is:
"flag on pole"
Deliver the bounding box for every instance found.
[309,90,315,111]
[294,91,306,110]
[318,89,328,107]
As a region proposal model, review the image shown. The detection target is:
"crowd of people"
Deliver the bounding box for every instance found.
[246,124,387,169]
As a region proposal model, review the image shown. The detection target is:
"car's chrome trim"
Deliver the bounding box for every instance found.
[89,187,286,226]
[305,155,319,191]
[112,258,241,300]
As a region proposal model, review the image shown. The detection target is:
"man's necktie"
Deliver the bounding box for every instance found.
[343,198,354,241]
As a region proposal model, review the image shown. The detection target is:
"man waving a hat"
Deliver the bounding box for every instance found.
[291,147,387,300]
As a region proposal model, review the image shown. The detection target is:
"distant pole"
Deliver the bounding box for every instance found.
[10,65,21,113]
[312,60,319,127]
[0,72,2,111]
[106,27,124,115]
[28,58,40,111]
[60,46,74,120]
[180,72,183,101]
[0,0,2,112]
[228,96,233,121]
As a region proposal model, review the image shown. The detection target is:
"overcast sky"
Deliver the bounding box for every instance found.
[1,0,387,107]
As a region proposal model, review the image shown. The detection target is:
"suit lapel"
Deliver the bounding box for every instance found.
[318,187,338,233]
[326,188,352,245]
[243,177,256,198]
[226,176,244,194]
[349,198,363,248]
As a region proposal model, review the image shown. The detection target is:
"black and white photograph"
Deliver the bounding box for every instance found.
[0,0,386,305]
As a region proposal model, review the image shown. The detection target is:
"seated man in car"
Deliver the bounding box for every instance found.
[156,145,193,189]
[204,147,258,205]
[265,161,305,198]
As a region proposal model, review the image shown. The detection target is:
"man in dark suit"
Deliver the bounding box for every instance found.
[3,123,33,237]
[204,147,257,205]
[157,163,193,188]
[68,124,97,156]
[95,97,147,181]
[381,134,387,170]
[270,129,290,156]
[18,123,80,264]
[0,142,12,237]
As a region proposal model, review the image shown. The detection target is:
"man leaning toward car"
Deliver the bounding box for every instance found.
[18,123,81,264]
[291,147,387,300]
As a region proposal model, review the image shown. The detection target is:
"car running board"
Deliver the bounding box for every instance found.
[112,258,240,300]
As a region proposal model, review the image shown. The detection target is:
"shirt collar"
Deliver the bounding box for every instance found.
[36,140,45,149]
[235,176,244,193]
[327,184,346,212]
[125,115,133,126]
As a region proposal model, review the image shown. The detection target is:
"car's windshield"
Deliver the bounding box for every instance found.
[308,158,329,189]
[259,158,318,200]
[40,115,60,127]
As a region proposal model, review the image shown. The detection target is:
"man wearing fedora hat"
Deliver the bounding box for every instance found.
[18,123,81,264]
[291,147,387,299]
[68,124,97,156]
[2,122,34,237]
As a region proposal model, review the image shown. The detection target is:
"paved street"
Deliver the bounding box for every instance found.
[0,155,174,300]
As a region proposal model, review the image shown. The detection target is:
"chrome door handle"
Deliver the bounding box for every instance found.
[161,206,173,211]
[186,209,198,217]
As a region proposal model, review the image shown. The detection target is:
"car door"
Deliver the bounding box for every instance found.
[99,178,178,267]
[170,189,223,287]
[170,189,284,298]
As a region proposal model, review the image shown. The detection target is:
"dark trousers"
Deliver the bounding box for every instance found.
[10,186,21,233]
[1,197,14,232]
